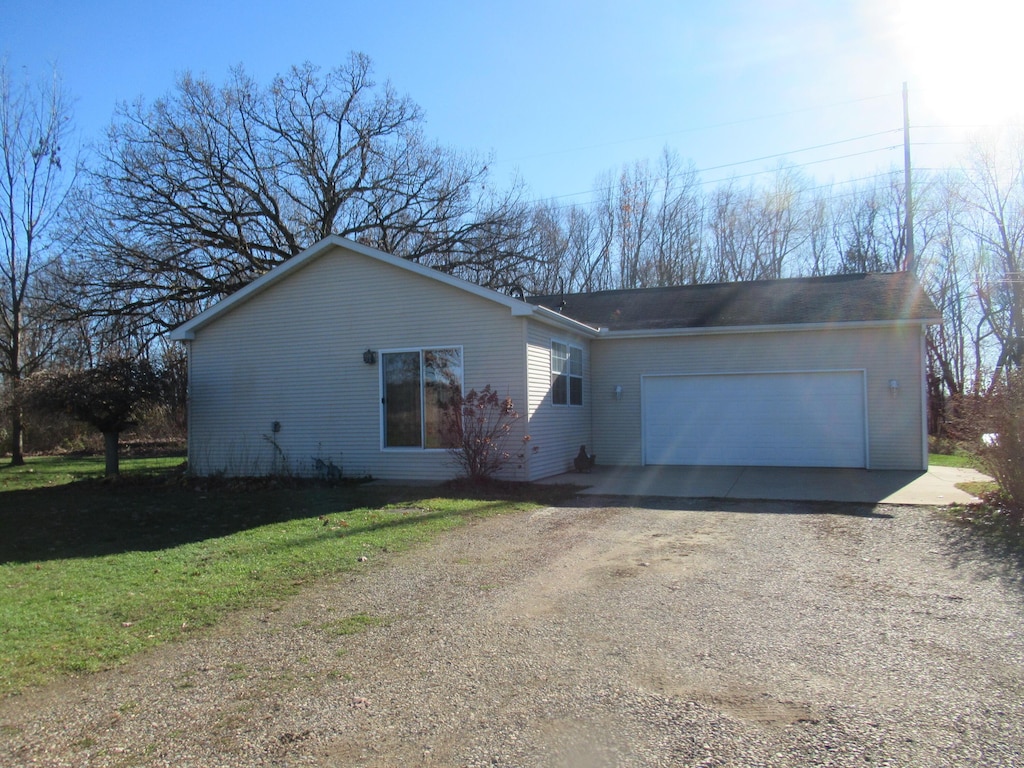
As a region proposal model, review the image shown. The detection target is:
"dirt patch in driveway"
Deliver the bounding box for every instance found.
[2,499,1023,767]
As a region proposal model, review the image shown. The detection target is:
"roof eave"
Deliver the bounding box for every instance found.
[527,304,603,336]
[599,317,941,338]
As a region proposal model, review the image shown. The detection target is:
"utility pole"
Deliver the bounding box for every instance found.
[903,82,916,274]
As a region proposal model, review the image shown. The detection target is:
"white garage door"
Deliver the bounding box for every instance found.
[642,371,867,468]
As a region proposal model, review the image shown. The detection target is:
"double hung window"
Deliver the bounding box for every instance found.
[382,348,462,448]
[551,341,583,406]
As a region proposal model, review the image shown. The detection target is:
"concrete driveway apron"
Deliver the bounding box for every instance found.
[539,464,989,505]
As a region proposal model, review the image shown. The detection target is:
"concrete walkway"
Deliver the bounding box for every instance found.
[538,464,992,505]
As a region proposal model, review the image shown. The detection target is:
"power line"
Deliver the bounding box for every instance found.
[517,98,1017,209]
[695,130,900,174]
[699,146,900,189]
[527,130,994,211]
[500,92,898,165]
[530,139,902,208]
[913,123,1020,131]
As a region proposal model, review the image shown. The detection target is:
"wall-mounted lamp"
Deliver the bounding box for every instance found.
[888,379,900,396]
[272,420,282,433]
[613,384,623,401]
[363,349,377,365]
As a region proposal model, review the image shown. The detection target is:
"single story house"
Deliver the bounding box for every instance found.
[170,235,941,480]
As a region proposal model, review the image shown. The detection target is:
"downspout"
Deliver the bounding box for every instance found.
[520,316,533,481]
[920,325,929,471]
[184,340,193,474]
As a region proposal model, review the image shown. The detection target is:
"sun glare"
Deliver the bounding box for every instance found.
[894,0,1023,126]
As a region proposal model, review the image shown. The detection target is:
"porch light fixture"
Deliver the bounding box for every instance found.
[363,349,377,365]
[613,385,623,400]
[889,378,900,396]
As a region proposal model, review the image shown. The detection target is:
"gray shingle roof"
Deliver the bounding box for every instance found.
[526,272,941,331]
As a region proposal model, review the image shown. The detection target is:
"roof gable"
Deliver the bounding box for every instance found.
[527,272,941,332]
[170,236,599,340]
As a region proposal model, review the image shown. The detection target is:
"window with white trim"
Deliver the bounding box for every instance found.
[382,347,462,448]
[551,341,583,406]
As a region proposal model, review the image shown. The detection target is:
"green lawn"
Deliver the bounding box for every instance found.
[0,454,184,492]
[929,451,985,469]
[0,456,575,695]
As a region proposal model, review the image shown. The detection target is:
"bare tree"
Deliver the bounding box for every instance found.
[0,63,77,464]
[708,180,791,282]
[646,149,706,286]
[518,201,568,296]
[615,160,655,288]
[804,187,835,276]
[75,54,531,334]
[591,170,618,290]
[956,130,1024,386]
[917,173,976,432]
[830,173,907,275]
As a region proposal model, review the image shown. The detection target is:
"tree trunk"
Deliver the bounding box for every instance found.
[103,431,120,477]
[9,411,26,466]
[9,376,25,465]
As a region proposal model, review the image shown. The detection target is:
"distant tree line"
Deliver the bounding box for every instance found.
[2,53,1023,461]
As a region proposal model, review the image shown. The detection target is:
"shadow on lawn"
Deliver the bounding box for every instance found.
[0,476,576,565]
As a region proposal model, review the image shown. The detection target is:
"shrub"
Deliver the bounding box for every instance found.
[979,370,1024,521]
[25,358,165,476]
[443,386,535,482]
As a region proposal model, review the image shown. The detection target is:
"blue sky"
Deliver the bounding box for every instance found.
[4,0,1021,204]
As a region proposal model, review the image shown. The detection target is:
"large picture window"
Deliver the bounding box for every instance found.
[383,347,462,448]
[551,341,583,406]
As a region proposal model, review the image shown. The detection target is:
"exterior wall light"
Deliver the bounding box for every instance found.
[614,385,623,400]
[889,379,900,396]
[363,349,377,365]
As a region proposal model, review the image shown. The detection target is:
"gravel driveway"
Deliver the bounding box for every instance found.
[2,498,1023,767]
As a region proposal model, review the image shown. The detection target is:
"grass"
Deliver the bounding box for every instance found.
[932,445,1024,559]
[957,480,1000,497]
[0,455,578,696]
[928,451,984,469]
[928,451,1001,497]
[320,613,389,637]
[946,494,1024,560]
[0,454,183,492]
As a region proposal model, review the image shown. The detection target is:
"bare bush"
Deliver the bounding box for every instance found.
[443,386,535,482]
[979,371,1024,521]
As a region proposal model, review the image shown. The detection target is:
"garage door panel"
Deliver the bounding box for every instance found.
[642,372,866,468]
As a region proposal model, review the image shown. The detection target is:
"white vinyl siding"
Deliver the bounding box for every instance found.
[186,246,527,480]
[525,322,591,479]
[591,325,927,471]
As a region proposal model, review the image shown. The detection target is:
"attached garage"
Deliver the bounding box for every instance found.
[174,238,940,480]
[641,370,868,468]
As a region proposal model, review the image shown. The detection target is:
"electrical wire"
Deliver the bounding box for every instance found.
[516,96,1015,210]
[502,92,897,164]
[531,141,902,209]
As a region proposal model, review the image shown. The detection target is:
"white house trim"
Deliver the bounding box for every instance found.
[600,319,936,340]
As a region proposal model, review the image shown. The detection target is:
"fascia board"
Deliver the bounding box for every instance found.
[599,318,940,339]
[528,305,603,336]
